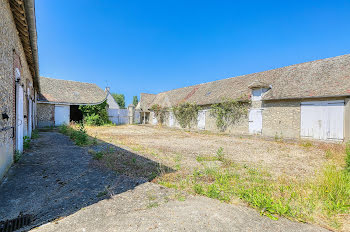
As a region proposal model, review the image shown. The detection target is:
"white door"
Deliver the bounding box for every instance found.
[54,105,70,126]
[301,100,344,140]
[28,99,32,138]
[151,112,158,125]
[197,110,206,130]
[249,109,262,134]
[169,112,175,127]
[16,84,24,152]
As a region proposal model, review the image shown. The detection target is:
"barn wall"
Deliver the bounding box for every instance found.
[345,98,350,141]
[0,0,35,179]
[261,100,301,138]
[37,103,55,127]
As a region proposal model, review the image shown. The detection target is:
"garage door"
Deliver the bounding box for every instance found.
[301,100,344,140]
[55,105,70,126]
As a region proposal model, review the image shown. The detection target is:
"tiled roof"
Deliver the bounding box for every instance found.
[136,93,156,111]
[141,54,350,109]
[38,77,107,105]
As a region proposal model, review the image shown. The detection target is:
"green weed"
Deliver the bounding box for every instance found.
[23,136,31,150]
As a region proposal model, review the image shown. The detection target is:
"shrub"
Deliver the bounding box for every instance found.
[172,103,201,129]
[79,101,110,126]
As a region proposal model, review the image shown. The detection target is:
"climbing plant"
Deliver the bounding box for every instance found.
[210,98,250,131]
[172,102,201,129]
[150,104,166,125]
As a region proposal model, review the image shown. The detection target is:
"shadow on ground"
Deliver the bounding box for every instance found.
[0,128,174,231]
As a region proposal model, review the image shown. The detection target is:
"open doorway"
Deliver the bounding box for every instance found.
[70,105,83,123]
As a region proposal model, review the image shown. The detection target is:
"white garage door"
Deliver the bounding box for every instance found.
[301,100,344,140]
[55,105,70,126]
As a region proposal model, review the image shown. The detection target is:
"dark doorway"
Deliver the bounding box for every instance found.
[70,105,83,122]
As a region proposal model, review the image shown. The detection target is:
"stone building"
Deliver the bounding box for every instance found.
[139,54,350,142]
[37,77,107,127]
[0,0,39,178]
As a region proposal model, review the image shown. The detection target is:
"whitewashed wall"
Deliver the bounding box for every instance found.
[108,109,129,125]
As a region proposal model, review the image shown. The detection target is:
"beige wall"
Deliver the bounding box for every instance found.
[262,100,301,138]
[37,103,55,127]
[0,0,35,179]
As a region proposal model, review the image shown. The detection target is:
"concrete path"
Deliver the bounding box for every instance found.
[0,131,328,232]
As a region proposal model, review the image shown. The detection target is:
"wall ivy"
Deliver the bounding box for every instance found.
[172,102,201,129]
[210,98,250,131]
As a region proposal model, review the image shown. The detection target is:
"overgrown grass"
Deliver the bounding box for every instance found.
[157,147,350,230]
[59,124,90,146]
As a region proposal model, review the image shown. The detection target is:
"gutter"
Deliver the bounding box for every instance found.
[23,0,40,91]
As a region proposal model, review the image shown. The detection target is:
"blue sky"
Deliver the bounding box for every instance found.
[36,0,350,105]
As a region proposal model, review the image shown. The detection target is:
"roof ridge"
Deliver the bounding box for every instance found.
[153,53,350,95]
[40,76,99,86]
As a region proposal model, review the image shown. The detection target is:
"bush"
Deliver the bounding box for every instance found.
[79,101,110,126]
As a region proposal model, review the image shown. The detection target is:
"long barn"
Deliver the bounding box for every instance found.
[138,54,350,141]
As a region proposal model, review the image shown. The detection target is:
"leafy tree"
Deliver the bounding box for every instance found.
[111,93,125,109]
[133,96,139,106]
[79,100,110,126]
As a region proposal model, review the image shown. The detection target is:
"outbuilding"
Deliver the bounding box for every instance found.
[139,54,350,142]
[37,77,107,127]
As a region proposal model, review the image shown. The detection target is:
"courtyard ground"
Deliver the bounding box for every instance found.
[0,127,332,231]
[83,124,349,231]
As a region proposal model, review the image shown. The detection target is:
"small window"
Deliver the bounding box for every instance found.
[252,88,268,101]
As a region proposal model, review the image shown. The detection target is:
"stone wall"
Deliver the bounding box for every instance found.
[0,0,35,179]
[37,103,55,127]
[262,100,301,139]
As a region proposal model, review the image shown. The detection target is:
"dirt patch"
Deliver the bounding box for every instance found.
[86,124,336,178]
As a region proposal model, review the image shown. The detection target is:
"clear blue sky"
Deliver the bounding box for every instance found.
[36,0,350,105]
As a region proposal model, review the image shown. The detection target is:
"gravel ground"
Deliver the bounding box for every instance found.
[86,125,329,178]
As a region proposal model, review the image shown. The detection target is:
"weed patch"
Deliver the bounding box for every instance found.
[23,136,31,150]
[157,148,350,231]
[59,124,90,146]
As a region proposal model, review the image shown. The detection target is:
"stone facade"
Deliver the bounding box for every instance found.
[262,100,301,138]
[0,0,36,179]
[37,103,55,127]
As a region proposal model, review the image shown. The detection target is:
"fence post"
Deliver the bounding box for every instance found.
[128,104,135,124]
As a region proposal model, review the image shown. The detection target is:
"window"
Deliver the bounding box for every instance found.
[251,88,268,101]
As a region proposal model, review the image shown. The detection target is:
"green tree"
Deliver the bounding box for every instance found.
[133,96,139,106]
[111,93,125,109]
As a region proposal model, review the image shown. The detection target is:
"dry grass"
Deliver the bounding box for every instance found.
[82,124,349,231]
